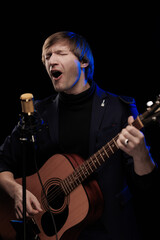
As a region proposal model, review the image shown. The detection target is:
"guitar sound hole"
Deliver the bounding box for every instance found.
[47,184,65,210]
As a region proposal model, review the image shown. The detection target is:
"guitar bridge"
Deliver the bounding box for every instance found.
[10,218,40,240]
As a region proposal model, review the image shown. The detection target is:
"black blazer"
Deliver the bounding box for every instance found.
[34,84,141,239]
[0,83,153,239]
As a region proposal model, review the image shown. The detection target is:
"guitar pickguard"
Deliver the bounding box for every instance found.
[41,207,69,237]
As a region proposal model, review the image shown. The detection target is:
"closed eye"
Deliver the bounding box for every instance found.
[56,50,69,55]
[45,54,52,60]
[45,50,69,60]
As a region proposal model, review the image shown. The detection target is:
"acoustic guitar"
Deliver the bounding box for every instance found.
[0,96,159,240]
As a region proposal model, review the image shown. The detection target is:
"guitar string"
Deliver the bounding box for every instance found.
[41,138,119,206]
[40,153,101,205]
[41,139,118,206]
[41,154,104,206]
[41,137,119,205]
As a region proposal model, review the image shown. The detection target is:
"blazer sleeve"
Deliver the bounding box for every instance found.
[117,95,159,192]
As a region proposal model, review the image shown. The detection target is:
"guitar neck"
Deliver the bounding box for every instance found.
[61,116,144,195]
[61,135,119,195]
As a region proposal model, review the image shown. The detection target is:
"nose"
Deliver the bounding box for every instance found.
[49,53,59,64]
[49,63,59,72]
[49,54,59,71]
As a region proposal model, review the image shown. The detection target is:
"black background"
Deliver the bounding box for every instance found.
[0,8,159,163]
[0,5,160,239]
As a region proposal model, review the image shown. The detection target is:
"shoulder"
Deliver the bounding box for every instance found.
[95,83,139,118]
[109,92,139,118]
[118,95,136,104]
[95,83,135,104]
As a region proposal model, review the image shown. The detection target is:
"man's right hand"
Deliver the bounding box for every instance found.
[14,183,43,219]
[0,171,42,219]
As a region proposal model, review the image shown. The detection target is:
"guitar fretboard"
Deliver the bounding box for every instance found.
[61,116,145,195]
[61,134,119,195]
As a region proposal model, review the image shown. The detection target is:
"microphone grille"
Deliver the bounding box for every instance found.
[20,93,34,115]
[20,93,33,101]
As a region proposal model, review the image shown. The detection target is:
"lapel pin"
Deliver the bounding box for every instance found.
[101,99,105,107]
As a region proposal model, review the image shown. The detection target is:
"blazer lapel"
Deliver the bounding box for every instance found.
[45,94,59,146]
[89,85,108,156]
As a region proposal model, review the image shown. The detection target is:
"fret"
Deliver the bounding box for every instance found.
[111,142,115,150]
[108,142,114,153]
[64,178,73,193]
[113,137,119,149]
[75,168,84,182]
[73,170,82,185]
[63,171,82,194]
[79,165,87,179]
[102,146,109,158]
[94,154,101,166]
[89,156,97,169]
[83,163,90,176]
[92,155,99,168]
[75,172,82,185]
[98,150,105,162]
[86,160,94,173]
[102,152,106,157]
[67,175,75,190]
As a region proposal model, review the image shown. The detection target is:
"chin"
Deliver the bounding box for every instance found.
[54,85,66,93]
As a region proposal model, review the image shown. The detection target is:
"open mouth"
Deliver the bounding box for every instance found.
[51,70,62,79]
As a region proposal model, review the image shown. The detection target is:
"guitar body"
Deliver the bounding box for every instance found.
[0,153,104,240]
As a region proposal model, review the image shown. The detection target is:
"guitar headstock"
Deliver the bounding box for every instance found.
[139,94,160,127]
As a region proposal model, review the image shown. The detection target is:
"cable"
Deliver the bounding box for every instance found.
[32,137,58,240]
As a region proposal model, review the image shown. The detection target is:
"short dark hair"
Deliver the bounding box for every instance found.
[42,31,94,80]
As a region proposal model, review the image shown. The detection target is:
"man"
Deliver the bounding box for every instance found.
[0,31,158,239]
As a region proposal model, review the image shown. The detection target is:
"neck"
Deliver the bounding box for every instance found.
[64,79,90,95]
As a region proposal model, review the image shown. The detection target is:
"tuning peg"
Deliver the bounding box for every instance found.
[146,101,153,107]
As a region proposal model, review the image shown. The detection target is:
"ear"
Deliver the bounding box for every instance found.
[81,62,89,69]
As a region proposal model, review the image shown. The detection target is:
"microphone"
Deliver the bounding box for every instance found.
[19,93,45,136]
[20,93,34,115]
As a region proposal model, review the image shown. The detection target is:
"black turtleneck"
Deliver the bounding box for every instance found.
[59,81,95,159]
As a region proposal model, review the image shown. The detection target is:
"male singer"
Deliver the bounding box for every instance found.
[0,31,158,240]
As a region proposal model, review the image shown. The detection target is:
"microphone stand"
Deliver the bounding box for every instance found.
[19,131,36,240]
[19,93,45,239]
[19,93,35,240]
[19,134,28,240]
